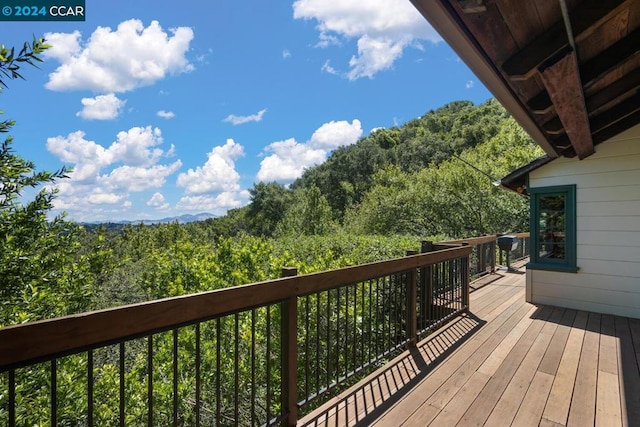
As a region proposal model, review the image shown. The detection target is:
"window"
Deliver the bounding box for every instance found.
[528,185,578,272]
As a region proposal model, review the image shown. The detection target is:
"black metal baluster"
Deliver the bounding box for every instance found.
[265,308,271,425]
[251,310,256,426]
[88,350,94,427]
[195,324,201,427]
[148,335,153,427]
[120,343,125,427]
[8,370,15,427]
[353,282,364,374]
[305,295,310,400]
[51,360,57,427]
[315,293,320,398]
[375,277,380,358]
[336,286,341,385]
[234,313,239,425]
[326,290,331,392]
[173,329,178,426]
[368,279,373,364]
[344,284,349,376]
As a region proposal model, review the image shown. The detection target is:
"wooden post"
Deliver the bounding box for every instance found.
[421,242,434,325]
[280,267,298,426]
[406,250,418,347]
[490,235,496,273]
[461,244,470,311]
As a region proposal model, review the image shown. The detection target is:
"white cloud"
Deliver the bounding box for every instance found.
[46,126,181,215]
[466,80,474,89]
[177,139,244,195]
[43,31,82,62]
[101,163,182,192]
[223,108,267,125]
[46,131,111,183]
[310,119,362,150]
[321,60,339,75]
[347,35,406,80]
[157,110,175,119]
[76,93,126,120]
[87,192,123,205]
[282,49,291,59]
[44,19,194,93]
[257,119,362,183]
[177,193,242,212]
[147,192,170,209]
[293,0,441,80]
[257,138,326,183]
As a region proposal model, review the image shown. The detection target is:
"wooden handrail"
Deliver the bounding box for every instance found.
[0,245,471,371]
[441,234,498,246]
[513,231,530,238]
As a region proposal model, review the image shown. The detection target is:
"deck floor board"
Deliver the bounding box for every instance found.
[298,268,637,427]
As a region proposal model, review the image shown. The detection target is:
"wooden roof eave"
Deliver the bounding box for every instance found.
[410,0,559,158]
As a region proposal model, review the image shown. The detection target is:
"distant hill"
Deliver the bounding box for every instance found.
[81,213,217,231]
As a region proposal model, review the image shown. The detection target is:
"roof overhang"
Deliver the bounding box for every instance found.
[411,0,640,160]
[499,155,554,195]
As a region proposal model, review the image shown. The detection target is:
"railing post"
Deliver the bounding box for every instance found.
[491,235,497,273]
[406,250,418,347]
[461,244,470,311]
[421,241,434,328]
[281,267,298,427]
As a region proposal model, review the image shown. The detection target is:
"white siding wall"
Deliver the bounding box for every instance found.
[528,124,640,318]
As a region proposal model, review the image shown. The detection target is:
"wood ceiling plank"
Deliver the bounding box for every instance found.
[542,117,564,135]
[533,0,562,32]
[577,7,629,62]
[581,27,640,88]
[527,91,553,114]
[495,0,543,48]
[589,92,640,134]
[586,66,640,114]
[593,109,640,145]
[540,52,594,159]
[457,0,517,61]
[502,0,627,80]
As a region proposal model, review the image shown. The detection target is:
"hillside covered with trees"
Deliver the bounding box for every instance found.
[209,98,543,239]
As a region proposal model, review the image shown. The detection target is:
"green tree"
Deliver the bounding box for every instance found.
[246,181,293,236]
[344,116,542,238]
[0,38,93,325]
[276,185,335,236]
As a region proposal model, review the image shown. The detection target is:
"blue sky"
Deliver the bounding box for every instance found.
[2,0,492,221]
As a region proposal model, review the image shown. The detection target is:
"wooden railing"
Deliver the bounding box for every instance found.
[440,232,530,278]
[0,233,528,426]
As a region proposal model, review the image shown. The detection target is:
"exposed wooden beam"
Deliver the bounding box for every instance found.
[457,0,486,14]
[587,67,640,112]
[542,116,564,135]
[590,92,640,134]
[593,109,640,145]
[409,0,559,157]
[527,91,553,114]
[502,0,627,80]
[581,27,640,88]
[540,51,594,159]
[551,134,572,150]
[529,66,640,116]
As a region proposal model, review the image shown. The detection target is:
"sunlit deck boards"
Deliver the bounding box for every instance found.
[298,264,640,427]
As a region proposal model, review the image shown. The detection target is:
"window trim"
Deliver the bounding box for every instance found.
[527,184,578,273]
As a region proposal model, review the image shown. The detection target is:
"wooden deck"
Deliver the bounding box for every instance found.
[298,264,640,427]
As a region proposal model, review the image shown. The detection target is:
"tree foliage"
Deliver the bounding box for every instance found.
[0,38,94,326]
[345,116,542,237]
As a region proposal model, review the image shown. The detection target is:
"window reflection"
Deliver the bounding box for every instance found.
[538,194,565,260]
